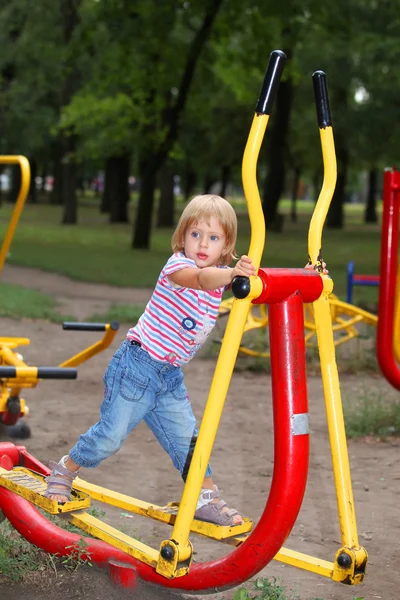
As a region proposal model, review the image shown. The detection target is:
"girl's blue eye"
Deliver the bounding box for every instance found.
[191,231,200,238]
[210,235,219,242]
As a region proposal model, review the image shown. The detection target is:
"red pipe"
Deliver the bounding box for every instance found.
[377,168,400,389]
[253,268,323,305]
[0,286,311,592]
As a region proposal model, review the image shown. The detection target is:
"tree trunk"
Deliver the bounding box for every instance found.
[312,168,322,203]
[60,0,81,225]
[50,141,64,204]
[183,165,197,201]
[8,165,21,204]
[109,155,130,223]
[101,158,113,213]
[220,165,230,198]
[290,167,300,223]
[203,176,215,194]
[364,168,378,224]
[262,78,294,231]
[132,159,157,249]
[62,135,78,224]
[327,144,348,229]
[132,0,223,249]
[157,162,175,227]
[28,159,37,204]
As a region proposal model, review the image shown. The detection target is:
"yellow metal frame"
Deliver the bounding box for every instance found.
[0,72,368,586]
[218,294,378,358]
[0,466,91,514]
[0,324,119,420]
[154,113,268,577]
[305,123,367,580]
[0,155,30,276]
[0,155,119,422]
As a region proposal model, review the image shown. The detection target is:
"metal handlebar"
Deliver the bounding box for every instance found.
[0,366,77,379]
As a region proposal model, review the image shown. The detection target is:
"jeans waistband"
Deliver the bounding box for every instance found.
[124,339,180,375]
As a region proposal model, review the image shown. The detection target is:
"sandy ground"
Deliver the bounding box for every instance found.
[0,265,399,600]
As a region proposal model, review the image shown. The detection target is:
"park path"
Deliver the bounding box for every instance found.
[1,264,152,320]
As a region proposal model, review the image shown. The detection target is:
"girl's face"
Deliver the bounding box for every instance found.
[183,217,227,268]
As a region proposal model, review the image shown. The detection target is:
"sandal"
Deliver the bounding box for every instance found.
[44,456,80,503]
[194,486,243,526]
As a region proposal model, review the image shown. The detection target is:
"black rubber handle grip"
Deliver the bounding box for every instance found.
[313,70,332,128]
[232,276,251,300]
[0,367,77,379]
[62,321,120,331]
[255,50,287,115]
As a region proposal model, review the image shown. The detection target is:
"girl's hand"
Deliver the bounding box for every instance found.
[305,261,329,274]
[231,255,257,280]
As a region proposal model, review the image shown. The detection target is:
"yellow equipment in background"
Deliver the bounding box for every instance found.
[218,294,378,358]
[0,155,120,436]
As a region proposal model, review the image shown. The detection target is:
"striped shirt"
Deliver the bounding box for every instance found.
[126,253,227,367]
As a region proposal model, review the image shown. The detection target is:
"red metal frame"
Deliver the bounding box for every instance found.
[353,275,380,283]
[377,168,400,389]
[0,270,322,592]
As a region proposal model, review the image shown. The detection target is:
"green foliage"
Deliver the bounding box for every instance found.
[233,577,364,600]
[233,577,300,600]
[61,538,92,574]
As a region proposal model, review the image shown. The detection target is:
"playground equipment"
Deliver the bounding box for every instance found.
[376,167,400,389]
[0,156,30,276]
[346,260,379,304]
[218,293,378,358]
[0,156,120,436]
[220,175,400,372]
[0,52,367,592]
[0,321,121,437]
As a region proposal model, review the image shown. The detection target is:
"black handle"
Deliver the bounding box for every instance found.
[63,321,120,331]
[0,367,77,379]
[232,276,251,300]
[255,50,287,115]
[313,70,332,128]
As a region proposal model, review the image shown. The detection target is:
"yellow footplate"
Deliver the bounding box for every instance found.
[147,502,253,540]
[0,467,91,514]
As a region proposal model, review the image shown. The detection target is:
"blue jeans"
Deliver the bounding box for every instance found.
[69,340,212,480]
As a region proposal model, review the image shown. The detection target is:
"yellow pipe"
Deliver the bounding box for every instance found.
[169,281,262,551]
[310,124,359,547]
[274,547,334,578]
[308,128,336,267]
[59,325,118,368]
[0,156,31,275]
[243,114,269,268]
[314,281,359,547]
[168,115,268,553]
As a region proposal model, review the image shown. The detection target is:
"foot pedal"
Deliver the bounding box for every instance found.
[147,502,253,540]
[0,467,91,514]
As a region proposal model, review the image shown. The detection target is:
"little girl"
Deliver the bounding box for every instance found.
[45,194,256,526]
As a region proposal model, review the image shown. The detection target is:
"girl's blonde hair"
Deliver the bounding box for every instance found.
[171,194,237,266]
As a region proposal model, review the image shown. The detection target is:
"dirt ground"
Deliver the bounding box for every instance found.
[0,264,399,600]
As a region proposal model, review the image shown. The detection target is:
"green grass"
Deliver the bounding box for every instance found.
[0,517,57,583]
[0,198,383,304]
[232,576,365,600]
[0,506,142,584]
[88,302,146,324]
[343,390,400,439]
[0,282,75,322]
